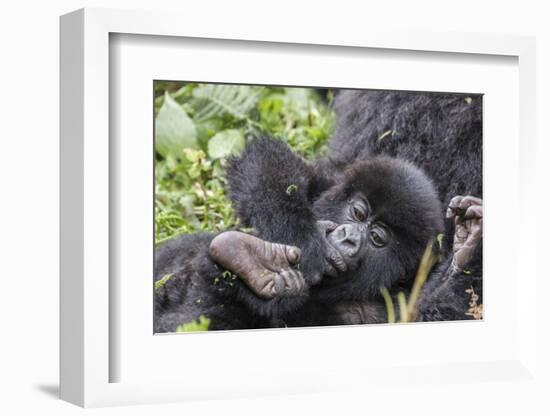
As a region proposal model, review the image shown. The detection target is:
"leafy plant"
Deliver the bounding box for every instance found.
[207,129,245,159]
[155,92,198,158]
[191,84,262,124]
[154,82,335,244]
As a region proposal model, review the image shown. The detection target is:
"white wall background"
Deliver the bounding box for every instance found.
[0,0,548,414]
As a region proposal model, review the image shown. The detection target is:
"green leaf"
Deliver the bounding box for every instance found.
[192,84,261,122]
[154,273,173,290]
[176,315,211,332]
[207,129,245,159]
[283,87,310,117]
[155,92,198,157]
[286,184,298,196]
[183,148,206,163]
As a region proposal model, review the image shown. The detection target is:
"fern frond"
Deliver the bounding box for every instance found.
[191,84,262,123]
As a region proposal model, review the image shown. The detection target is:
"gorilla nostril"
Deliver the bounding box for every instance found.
[339,224,350,239]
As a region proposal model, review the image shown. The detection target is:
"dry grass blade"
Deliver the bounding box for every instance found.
[406,240,439,321]
[380,286,396,323]
[380,240,439,323]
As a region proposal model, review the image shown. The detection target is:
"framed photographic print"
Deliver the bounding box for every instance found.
[60,7,539,408]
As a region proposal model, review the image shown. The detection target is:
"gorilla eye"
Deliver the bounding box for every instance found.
[352,205,367,222]
[370,228,388,248]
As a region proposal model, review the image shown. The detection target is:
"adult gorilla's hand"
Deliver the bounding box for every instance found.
[446,196,483,269]
[209,231,307,299]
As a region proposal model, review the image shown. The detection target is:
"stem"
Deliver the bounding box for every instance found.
[397,292,409,322]
[406,241,438,321]
[380,286,396,323]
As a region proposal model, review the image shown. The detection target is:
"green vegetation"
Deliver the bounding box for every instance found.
[176,315,211,332]
[154,273,173,291]
[154,82,335,245]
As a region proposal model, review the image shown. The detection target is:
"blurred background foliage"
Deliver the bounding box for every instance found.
[154,82,335,244]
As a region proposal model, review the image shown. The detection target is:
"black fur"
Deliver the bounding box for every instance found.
[330,90,482,206]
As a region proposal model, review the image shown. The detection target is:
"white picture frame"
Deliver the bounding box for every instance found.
[60,7,539,408]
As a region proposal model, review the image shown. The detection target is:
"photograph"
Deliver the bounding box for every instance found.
[153,82,483,333]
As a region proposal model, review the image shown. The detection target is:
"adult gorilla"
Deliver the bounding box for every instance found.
[323,90,483,323]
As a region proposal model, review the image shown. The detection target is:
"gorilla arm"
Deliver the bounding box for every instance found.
[225,137,333,287]
[155,230,312,332]
[416,195,483,322]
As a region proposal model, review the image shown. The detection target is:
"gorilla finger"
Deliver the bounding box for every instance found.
[458,196,482,211]
[262,279,277,299]
[469,222,482,240]
[292,270,306,294]
[280,269,298,295]
[285,246,302,265]
[448,195,465,210]
[447,196,465,218]
[288,269,305,295]
[252,276,277,300]
[271,273,285,296]
[454,224,469,240]
[446,207,456,219]
[466,217,483,240]
[463,204,483,220]
[288,269,306,295]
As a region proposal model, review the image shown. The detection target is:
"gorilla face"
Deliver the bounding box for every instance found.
[325,195,390,271]
[313,157,444,300]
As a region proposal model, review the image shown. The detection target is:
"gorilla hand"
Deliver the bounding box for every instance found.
[209,231,306,299]
[446,196,482,269]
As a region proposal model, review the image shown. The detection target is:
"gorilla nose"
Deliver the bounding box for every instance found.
[331,224,361,257]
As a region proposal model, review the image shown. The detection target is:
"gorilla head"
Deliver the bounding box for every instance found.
[313,157,444,301]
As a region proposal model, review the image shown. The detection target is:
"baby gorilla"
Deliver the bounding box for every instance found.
[224,138,449,326]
